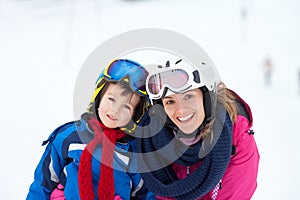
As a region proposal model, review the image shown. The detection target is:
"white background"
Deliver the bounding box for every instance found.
[0,0,300,199]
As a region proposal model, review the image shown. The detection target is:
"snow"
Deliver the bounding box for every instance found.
[0,0,299,199]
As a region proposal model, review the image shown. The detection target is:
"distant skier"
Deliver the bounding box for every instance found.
[262,56,274,87]
[298,67,300,93]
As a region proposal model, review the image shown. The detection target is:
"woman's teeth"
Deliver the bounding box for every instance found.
[178,113,194,122]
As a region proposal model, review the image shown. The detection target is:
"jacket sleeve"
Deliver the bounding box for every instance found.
[128,139,156,200]
[26,123,73,200]
[129,173,156,200]
[216,116,260,200]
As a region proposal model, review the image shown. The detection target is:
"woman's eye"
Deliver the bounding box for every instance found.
[164,100,174,105]
[184,94,193,100]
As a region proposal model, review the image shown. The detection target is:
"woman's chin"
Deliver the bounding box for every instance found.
[179,127,198,135]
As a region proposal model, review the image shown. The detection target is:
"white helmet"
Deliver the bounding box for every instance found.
[145,52,221,123]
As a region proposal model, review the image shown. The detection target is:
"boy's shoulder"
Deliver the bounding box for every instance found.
[42,121,80,146]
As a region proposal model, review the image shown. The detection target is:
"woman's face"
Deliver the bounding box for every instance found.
[98,84,140,128]
[162,88,205,134]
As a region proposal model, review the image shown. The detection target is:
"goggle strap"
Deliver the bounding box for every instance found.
[87,82,106,112]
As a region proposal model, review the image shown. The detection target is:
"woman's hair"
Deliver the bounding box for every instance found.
[200,82,238,139]
[216,82,238,123]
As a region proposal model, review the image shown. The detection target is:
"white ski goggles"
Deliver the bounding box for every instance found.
[146,67,205,102]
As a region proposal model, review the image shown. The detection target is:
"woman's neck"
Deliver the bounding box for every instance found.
[173,130,202,146]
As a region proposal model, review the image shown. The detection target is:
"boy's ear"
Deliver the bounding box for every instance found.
[149,104,167,123]
[81,112,93,121]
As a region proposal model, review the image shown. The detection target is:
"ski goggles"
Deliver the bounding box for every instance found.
[146,67,204,101]
[98,59,148,96]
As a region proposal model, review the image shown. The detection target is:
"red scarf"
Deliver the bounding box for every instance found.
[78,117,126,200]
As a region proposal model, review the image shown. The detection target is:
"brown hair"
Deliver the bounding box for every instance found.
[200,82,238,139]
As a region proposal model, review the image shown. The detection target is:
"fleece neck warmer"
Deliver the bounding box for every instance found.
[136,105,232,200]
[78,116,126,200]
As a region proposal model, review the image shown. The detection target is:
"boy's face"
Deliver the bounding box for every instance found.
[162,88,205,134]
[98,84,140,128]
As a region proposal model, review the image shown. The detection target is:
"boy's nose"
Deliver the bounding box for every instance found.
[112,105,120,114]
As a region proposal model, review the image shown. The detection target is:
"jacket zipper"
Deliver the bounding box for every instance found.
[186,166,190,175]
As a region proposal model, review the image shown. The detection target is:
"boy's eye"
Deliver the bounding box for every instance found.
[123,105,131,110]
[108,97,115,102]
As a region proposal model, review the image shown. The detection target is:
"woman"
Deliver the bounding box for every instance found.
[136,55,260,200]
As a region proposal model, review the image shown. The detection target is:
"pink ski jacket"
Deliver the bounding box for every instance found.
[157,90,260,200]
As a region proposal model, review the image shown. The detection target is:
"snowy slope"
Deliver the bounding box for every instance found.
[0,0,299,199]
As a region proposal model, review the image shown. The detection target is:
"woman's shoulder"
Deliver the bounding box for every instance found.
[228,89,253,126]
[227,90,255,150]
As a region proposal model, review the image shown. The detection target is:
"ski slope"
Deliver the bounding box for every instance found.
[0,0,299,199]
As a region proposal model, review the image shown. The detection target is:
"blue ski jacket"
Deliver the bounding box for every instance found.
[26,118,155,200]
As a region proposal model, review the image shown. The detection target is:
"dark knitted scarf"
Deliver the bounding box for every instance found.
[78,116,126,200]
[136,105,232,200]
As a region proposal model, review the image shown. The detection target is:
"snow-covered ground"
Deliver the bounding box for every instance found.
[0,0,299,199]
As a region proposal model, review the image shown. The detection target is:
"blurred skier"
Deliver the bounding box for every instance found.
[298,67,300,93]
[262,56,274,87]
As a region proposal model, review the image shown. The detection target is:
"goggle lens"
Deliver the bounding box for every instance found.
[105,60,148,96]
[147,69,189,95]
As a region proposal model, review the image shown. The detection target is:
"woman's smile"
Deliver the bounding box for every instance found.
[177,113,195,122]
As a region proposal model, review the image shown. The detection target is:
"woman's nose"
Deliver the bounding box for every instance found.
[175,99,185,113]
